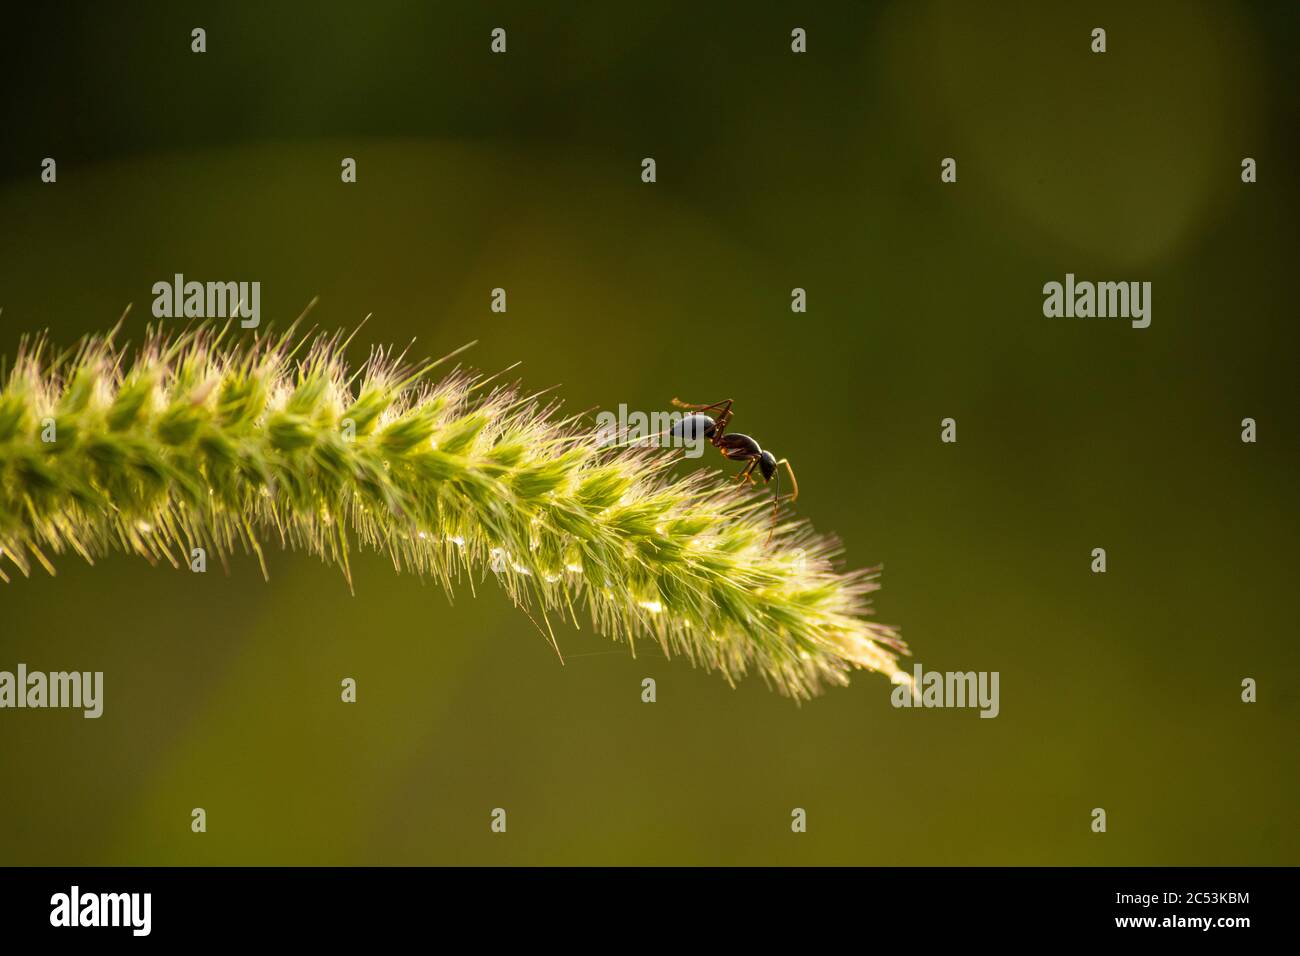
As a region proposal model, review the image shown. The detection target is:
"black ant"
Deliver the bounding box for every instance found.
[669,398,798,540]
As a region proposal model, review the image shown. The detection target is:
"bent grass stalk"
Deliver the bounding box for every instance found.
[0,324,908,699]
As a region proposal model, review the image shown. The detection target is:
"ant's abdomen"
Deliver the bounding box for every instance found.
[672,414,716,442]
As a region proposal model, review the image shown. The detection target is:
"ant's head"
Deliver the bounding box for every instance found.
[672,413,716,442]
[758,450,777,482]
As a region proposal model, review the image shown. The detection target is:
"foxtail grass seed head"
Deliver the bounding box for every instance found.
[0,326,907,699]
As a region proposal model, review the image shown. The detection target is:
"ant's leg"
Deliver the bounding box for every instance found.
[671,398,732,413]
[734,459,758,483]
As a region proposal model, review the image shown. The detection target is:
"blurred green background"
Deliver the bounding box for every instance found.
[1,1,1296,865]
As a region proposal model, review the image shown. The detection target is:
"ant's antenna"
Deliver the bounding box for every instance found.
[767,468,780,544]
